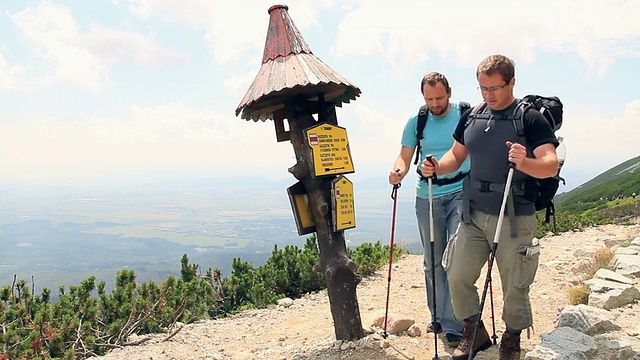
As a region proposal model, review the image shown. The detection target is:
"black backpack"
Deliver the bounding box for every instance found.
[468,95,565,223]
[516,95,565,223]
[413,101,471,166]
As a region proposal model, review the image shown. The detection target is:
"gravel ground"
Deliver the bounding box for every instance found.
[91,223,640,360]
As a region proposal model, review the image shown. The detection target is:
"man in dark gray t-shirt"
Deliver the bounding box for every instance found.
[420,54,559,360]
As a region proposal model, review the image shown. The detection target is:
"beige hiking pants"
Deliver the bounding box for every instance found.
[446,208,539,330]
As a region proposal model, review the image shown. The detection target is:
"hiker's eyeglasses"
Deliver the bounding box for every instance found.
[477,82,508,92]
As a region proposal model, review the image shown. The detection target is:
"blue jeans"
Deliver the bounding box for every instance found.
[416,191,463,336]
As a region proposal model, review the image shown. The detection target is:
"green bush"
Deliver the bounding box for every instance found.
[535,211,613,238]
[349,241,404,277]
[0,234,398,359]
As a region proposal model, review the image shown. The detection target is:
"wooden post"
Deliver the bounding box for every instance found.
[283,98,364,340]
[235,4,364,342]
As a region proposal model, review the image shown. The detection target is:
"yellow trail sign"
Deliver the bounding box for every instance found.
[332,176,356,231]
[306,123,354,177]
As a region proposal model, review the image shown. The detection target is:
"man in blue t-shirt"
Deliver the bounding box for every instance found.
[389,72,470,347]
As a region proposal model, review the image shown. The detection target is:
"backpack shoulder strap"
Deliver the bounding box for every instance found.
[459,101,471,115]
[513,99,531,137]
[414,105,429,165]
[415,102,471,165]
[465,102,488,128]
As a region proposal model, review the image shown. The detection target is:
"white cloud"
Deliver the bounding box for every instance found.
[0,102,293,180]
[123,1,330,62]
[0,52,25,90]
[2,1,637,185]
[343,97,640,186]
[333,0,640,77]
[334,102,403,179]
[122,0,341,83]
[10,2,184,91]
[560,100,640,176]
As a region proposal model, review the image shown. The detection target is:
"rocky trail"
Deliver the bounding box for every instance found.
[92,223,640,360]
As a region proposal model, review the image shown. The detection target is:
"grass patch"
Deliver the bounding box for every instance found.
[568,247,615,305]
[568,285,590,305]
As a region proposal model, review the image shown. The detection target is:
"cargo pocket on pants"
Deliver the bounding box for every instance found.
[513,251,539,289]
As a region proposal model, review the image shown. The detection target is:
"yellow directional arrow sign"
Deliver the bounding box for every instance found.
[306,123,354,177]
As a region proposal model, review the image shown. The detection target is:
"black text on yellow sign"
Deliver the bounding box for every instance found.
[306,123,354,177]
[331,176,356,232]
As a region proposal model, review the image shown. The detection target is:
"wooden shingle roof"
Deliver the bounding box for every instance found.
[235,5,360,121]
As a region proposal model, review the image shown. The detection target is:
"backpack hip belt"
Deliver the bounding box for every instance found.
[463,177,527,237]
[468,178,527,195]
[418,170,468,186]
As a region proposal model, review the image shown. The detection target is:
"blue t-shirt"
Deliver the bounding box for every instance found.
[401,102,471,199]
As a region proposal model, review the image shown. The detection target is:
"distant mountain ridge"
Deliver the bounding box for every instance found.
[556,154,640,205]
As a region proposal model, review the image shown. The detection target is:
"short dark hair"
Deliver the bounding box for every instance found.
[476,54,515,83]
[420,72,451,95]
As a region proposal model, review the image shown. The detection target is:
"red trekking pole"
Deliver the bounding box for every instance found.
[383,171,401,339]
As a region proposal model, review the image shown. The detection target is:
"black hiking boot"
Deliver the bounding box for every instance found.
[451,319,493,360]
[426,322,443,334]
[499,332,521,360]
[445,332,462,347]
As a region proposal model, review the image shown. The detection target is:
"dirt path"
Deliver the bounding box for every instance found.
[92,223,640,360]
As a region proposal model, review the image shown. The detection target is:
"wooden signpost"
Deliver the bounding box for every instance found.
[235,5,364,341]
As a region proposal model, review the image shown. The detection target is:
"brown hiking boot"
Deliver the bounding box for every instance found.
[451,320,493,360]
[499,332,521,360]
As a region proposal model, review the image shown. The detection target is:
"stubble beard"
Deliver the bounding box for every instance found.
[430,101,450,117]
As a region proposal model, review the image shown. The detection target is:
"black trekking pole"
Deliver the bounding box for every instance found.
[487,255,498,345]
[426,156,440,360]
[468,163,515,360]
[383,170,401,339]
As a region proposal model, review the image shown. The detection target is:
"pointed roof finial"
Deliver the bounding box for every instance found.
[235,4,360,121]
[262,5,312,63]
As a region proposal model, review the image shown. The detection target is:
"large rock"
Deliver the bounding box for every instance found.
[556,304,621,335]
[594,333,640,360]
[525,327,598,360]
[584,278,640,309]
[592,268,633,285]
[615,246,640,256]
[372,313,415,335]
[612,254,640,276]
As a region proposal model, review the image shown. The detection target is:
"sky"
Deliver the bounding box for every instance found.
[1,0,639,192]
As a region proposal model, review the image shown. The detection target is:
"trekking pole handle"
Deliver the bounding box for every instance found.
[391,169,401,199]
[418,155,438,181]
